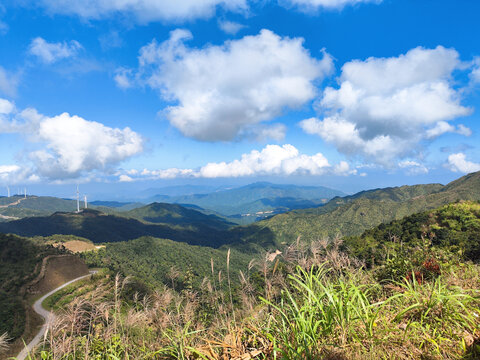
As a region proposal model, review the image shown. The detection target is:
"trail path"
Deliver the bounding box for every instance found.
[0,197,28,209]
[16,271,96,360]
[0,197,29,220]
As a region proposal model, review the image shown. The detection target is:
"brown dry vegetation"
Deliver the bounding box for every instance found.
[21,237,480,360]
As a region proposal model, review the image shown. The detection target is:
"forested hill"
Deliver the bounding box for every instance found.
[241,171,480,245]
[344,201,480,264]
[123,202,234,230]
[0,208,233,247]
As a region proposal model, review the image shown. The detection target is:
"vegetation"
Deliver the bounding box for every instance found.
[0,208,234,247]
[246,171,480,245]
[124,202,234,230]
[80,236,254,290]
[0,234,64,341]
[28,233,480,359]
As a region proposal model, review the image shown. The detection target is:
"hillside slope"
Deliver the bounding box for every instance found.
[344,201,480,267]
[242,171,480,245]
[0,208,232,247]
[124,202,234,230]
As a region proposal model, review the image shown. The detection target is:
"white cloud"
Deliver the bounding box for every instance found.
[0,98,14,114]
[34,0,248,22]
[126,29,333,141]
[0,100,144,180]
[0,66,19,97]
[119,144,358,181]
[281,0,380,10]
[446,153,480,174]
[425,121,472,139]
[471,57,480,84]
[398,160,428,175]
[218,20,245,35]
[0,165,38,185]
[198,144,330,177]
[29,37,83,64]
[114,68,134,89]
[333,161,357,176]
[119,174,134,182]
[301,46,471,165]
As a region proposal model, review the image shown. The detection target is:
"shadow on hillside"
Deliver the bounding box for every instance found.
[226,224,276,253]
[0,212,235,248]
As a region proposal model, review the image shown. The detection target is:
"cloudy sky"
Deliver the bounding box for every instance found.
[0,0,479,197]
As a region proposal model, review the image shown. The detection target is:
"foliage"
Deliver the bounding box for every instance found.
[246,171,480,246]
[30,235,480,360]
[0,233,65,340]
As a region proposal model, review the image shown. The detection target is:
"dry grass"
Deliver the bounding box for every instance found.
[25,238,480,360]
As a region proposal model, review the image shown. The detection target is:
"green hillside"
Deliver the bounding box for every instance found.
[82,236,253,290]
[124,202,234,230]
[241,171,480,246]
[0,234,64,340]
[345,201,480,268]
[0,208,232,247]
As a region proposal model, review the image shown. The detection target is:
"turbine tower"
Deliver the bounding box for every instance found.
[76,185,80,213]
[6,186,10,198]
[24,188,26,199]
[84,194,88,209]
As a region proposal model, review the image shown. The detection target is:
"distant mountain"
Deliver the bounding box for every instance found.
[240,171,480,246]
[138,185,227,198]
[149,182,345,217]
[0,207,233,247]
[124,202,234,230]
[90,201,144,211]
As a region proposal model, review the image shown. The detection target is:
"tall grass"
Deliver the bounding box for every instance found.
[0,332,10,354]
[20,238,480,359]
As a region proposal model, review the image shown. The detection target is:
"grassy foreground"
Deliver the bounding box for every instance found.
[7,236,479,360]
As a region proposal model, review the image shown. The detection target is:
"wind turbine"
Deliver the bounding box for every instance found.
[84,194,88,209]
[6,186,10,198]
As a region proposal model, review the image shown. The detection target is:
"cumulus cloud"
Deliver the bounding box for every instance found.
[398,160,428,175]
[33,0,247,22]
[0,66,19,97]
[0,99,144,180]
[446,153,480,174]
[425,121,471,139]
[124,29,332,141]
[29,37,83,63]
[281,0,381,10]
[0,165,38,185]
[218,20,245,34]
[0,98,14,114]
[301,46,471,165]
[118,144,359,181]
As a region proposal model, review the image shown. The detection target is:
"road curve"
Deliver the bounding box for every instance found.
[16,271,96,360]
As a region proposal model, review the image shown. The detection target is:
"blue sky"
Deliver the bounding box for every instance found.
[0,0,479,198]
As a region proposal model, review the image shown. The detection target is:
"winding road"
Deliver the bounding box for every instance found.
[16,271,96,360]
